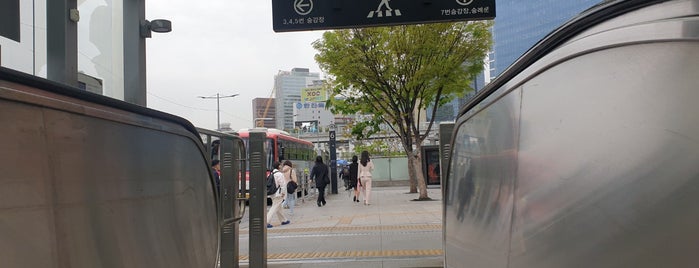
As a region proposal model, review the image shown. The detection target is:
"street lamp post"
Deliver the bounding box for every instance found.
[198,93,239,130]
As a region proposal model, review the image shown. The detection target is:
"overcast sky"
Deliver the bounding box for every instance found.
[144,0,325,131]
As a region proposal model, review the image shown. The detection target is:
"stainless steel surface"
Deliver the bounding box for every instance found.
[198,127,248,268]
[1,79,218,267]
[444,0,699,267]
[220,136,245,268]
[439,122,455,192]
[248,130,269,268]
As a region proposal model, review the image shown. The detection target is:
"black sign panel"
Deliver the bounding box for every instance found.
[0,0,20,41]
[272,0,495,32]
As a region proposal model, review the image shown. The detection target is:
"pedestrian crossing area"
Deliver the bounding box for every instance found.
[367,9,402,18]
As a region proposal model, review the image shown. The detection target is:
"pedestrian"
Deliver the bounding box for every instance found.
[211,140,220,161]
[349,155,360,203]
[310,156,330,207]
[341,165,350,190]
[358,151,375,205]
[281,160,297,215]
[211,159,221,191]
[266,161,290,228]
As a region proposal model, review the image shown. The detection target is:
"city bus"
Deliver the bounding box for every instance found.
[236,128,315,196]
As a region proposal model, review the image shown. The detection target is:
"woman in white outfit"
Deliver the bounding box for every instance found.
[266,161,290,228]
[358,150,375,205]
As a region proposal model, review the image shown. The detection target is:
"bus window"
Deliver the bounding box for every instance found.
[265,138,274,170]
[278,140,285,162]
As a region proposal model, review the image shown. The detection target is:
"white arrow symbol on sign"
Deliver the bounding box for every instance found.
[456,0,474,6]
[294,0,313,15]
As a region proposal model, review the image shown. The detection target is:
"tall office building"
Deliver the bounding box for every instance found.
[491,0,600,77]
[274,68,320,131]
[430,0,600,123]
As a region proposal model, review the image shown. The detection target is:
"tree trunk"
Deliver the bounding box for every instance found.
[412,146,430,200]
[408,149,430,200]
[407,155,418,193]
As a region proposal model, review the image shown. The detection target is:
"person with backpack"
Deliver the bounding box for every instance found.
[340,165,351,190]
[310,156,330,207]
[281,160,298,215]
[266,161,290,228]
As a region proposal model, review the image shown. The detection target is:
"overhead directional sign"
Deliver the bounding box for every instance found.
[272,0,495,32]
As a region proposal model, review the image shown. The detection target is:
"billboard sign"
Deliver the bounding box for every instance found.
[272,0,495,32]
[301,87,327,102]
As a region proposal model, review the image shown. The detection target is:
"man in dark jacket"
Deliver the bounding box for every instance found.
[310,156,329,207]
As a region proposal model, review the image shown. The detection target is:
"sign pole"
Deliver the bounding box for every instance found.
[329,129,338,194]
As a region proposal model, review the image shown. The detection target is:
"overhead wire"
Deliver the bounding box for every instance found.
[147,91,254,124]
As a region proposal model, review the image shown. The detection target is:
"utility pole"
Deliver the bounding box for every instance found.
[198,93,239,130]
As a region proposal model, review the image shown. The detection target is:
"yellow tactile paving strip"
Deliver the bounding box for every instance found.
[242,210,440,230]
[240,223,441,234]
[337,216,353,225]
[238,249,443,261]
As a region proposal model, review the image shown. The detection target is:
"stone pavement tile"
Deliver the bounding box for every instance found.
[238,186,445,267]
[246,257,444,268]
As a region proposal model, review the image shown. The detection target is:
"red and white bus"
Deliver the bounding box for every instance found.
[236,128,315,192]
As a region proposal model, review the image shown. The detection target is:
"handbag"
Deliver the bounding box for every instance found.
[287,180,298,194]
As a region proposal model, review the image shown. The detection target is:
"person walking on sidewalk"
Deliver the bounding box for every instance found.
[349,155,360,203]
[211,159,221,192]
[281,160,297,215]
[310,156,330,207]
[358,151,375,205]
[267,161,290,228]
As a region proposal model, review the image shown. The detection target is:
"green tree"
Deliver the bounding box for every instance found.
[313,22,492,200]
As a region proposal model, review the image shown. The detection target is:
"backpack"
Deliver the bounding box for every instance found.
[287,180,298,194]
[266,171,278,195]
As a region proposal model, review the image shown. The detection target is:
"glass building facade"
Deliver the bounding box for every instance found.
[1,0,48,78]
[492,0,600,77]
[76,0,125,99]
[1,0,150,105]
[274,68,320,131]
[429,0,600,123]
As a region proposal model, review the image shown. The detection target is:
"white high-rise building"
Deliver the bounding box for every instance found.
[294,80,334,132]
[274,68,320,131]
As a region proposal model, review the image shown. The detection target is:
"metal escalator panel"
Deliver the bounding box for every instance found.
[0,70,218,268]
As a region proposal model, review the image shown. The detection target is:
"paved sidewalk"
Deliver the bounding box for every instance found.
[237,186,444,268]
